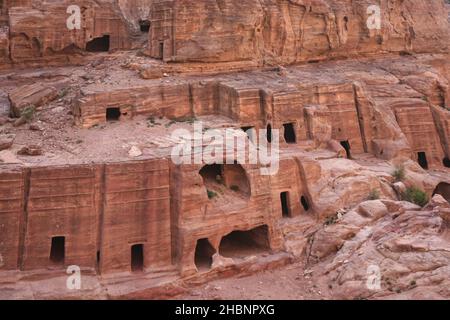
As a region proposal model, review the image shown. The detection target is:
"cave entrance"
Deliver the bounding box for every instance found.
[200,164,223,184]
[50,236,65,265]
[86,35,110,52]
[443,158,450,168]
[301,195,310,212]
[106,107,121,121]
[340,140,351,159]
[139,19,150,33]
[266,124,272,143]
[280,192,291,218]
[219,225,270,259]
[194,238,216,272]
[283,123,296,144]
[418,152,428,169]
[131,244,144,272]
[433,182,450,203]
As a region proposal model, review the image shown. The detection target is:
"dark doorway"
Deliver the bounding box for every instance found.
[219,225,270,259]
[106,107,121,121]
[443,158,450,168]
[301,195,310,212]
[86,35,110,52]
[139,19,150,33]
[340,140,351,159]
[266,124,272,143]
[418,152,428,169]
[159,41,164,59]
[50,236,65,264]
[283,123,296,143]
[194,238,216,272]
[280,192,291,218]
[199,164,223,183]
[131,244,144,272]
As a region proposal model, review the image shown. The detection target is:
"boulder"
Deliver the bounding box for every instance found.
[0,134,15,151]
[9,80,69,117]
[17,145,43,156]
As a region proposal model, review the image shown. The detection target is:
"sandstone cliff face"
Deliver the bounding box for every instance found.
[0,0,151,65]
[149,0,450,64]
[0,0,449,300]
[309,195,450,299]
[1,0,449,66]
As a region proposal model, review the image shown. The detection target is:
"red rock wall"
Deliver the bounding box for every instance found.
[0,165,24,270]
[217,83,263,122]
[0,159,172,274]
[22,165,100,270]
[100,160,171,274]
[269,89,310,142]
[75,83,192,127]
[431,104,450,159]
[5,0,132,64]
[148,0,174,60]
[149,0,450,64]
[264,83,365,153]
[75,76,450,167]
[170,162,284,276]
[0,26,9,66]
[270,158,309,218]
[394,101,446,168]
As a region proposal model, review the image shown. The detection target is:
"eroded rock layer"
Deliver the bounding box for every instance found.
[0,0,449,300]
[149,0,450,64]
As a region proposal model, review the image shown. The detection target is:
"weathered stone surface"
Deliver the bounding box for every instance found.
[5,1,134,64]
[308,196,450,299]
[9,80,69,117]
[149,0,450,64]
[0,134,14,151]
[0,90,10,117]
[0,0,449,301]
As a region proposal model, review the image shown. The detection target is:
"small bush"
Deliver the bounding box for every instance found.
[147,116,162,127]
[324,214,339,226]
[21,105,36,122]
[368,189,380,200]
[392,166,405,182]
[402,187,429,207]
[207,190,218,199]
[179,116,197,124]
[58,87,69,99]
[164,120,177,128]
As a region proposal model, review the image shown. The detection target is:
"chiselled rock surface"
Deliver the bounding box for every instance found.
[308,195,450,299]
[149,0,450,64]
[0,0,449,300]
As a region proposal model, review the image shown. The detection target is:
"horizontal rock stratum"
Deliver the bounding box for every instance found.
[0,0,449,300]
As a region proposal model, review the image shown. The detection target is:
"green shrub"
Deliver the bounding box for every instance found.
[368,189,380,200]
[21,105,36,122]
[392,166,405,182]
[58,87,69,99]
[207,190,218,199]
[402,187,429,207]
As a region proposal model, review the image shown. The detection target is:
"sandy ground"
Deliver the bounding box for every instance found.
[175,261,332,300]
